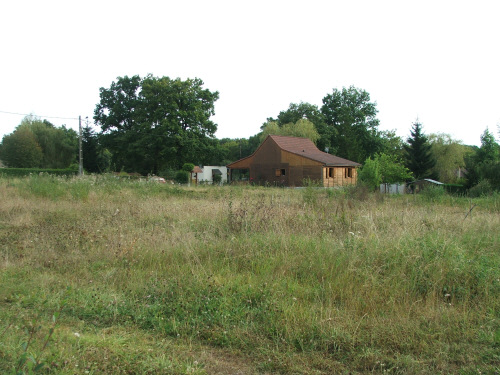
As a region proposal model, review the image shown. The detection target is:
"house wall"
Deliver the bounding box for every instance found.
[322,167,357,187]
[227,155,253,169]
[250,138,288,185]
[228,137,358,187]
[282,150,323,186]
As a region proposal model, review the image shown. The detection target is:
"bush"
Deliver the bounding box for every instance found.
[420,185,446,201]
[468,180,493,197]
[213,174,222,185]
[174,170,189,184]
[444,183,466,195]
[182,163,195,173]
[158,168,176,180]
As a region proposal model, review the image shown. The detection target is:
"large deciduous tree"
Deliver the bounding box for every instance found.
[18,116,78,168]
[321,86,380,162]
[428,133,471,183]
[404,121,436,180]
[359,153,413,190]
[0,116,77,169]
[94,75,219,174]
[260,119,320,143]
[465,128,500,189]
[378,130,405,160]
[265,102,331,151]
[475,128,499,164]
[0,127,43,168]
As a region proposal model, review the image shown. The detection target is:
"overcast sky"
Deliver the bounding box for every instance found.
[1,0,499,147]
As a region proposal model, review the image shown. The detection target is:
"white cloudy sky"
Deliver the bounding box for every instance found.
[1,0,499,146]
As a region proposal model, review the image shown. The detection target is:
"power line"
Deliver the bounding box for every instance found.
[0,110,80,121]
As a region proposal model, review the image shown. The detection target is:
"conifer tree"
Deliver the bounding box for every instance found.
[404,121,436,180]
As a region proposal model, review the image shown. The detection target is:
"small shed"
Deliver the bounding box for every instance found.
[227,135,360,187]
[196,166,228,184]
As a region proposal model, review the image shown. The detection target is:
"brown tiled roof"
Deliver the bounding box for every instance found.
[269,135,361,166]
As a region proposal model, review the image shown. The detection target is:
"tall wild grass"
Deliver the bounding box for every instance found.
[0,175,498,374]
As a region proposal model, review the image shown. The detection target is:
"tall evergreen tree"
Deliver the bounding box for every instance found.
[404,121,436,180]
[82,125,100,173]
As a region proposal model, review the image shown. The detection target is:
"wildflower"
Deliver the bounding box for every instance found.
[74,332,80,338]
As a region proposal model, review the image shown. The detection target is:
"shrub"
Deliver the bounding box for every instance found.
[182,163,195,173]
[158,168,176,180]
[212,174,222,185]
[468,180,493,197]
[443,183,466,195]
[174,170,189,184]
[420,184,446,201]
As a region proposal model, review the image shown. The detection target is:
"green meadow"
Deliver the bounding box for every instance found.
[0,175,498,374]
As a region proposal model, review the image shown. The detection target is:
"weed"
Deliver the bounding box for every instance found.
[2,288,70,374]
[0,176,498,374]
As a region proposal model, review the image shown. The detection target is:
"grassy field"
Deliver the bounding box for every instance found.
[0,175,498,374]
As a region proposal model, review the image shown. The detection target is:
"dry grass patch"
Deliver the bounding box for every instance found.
[0,176,498,374]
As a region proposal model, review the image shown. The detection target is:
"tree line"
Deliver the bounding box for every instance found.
[1,74,499,192]
[0,116,77,169]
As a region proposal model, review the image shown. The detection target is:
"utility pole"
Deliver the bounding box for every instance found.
[79,116,83,176]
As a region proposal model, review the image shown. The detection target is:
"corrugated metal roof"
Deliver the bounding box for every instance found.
[269,135,361,166]
[409,179,444,185]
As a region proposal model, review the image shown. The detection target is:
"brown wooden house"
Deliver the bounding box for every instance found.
[227,135,361,187]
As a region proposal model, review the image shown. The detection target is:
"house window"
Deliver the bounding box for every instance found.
[328,168,334,178]
[275,168,286,177]
[345,168,353,178]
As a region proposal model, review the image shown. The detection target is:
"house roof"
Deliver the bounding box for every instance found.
[227,135,360,168]
[409,178,444,185]
[268,135,361,166]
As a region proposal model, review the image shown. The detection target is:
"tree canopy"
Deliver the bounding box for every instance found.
[359,153,413,190]
[428,133,471,183]
[0,116,77,169]
[0,127,43,168]
[260,119,320,143]
[475,128,499,164]
[265,102,331,151]
[464,128,500,189]
[94,75,219,174]
[321,86,380,162]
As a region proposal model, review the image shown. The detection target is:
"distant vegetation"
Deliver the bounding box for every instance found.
[1,77,499,194]
[0,175,498,374]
